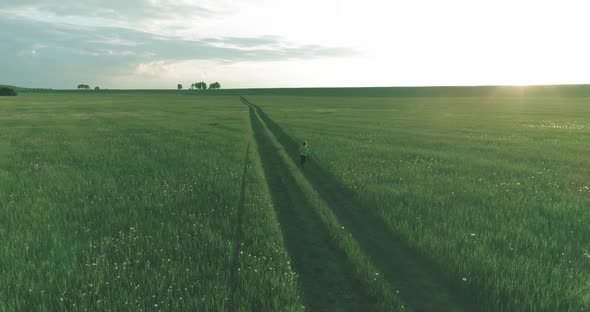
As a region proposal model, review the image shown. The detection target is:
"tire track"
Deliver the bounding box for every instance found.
[243,97,375,312]
[228,143,250,312]
[242,96,480,312]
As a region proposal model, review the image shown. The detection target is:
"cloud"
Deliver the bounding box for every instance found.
[0,0,230,23]
[0,5,354,88]
[0,16,353,62]
[0,0,241,44]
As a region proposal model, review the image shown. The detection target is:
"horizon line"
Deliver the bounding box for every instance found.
[5,82,590,91]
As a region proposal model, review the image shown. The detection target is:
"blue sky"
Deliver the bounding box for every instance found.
[1,0,589,89]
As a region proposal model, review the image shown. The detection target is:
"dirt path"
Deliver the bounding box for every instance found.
[242,96,480,312]
[245,99,375,311]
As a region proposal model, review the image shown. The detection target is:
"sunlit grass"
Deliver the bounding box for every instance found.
[253,94,590,311]
[3,90,589,311]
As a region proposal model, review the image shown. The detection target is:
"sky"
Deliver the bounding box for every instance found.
[1,0,589,89]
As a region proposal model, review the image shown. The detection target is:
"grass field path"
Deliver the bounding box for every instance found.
[242,96,479,312]
[245,99,374,311]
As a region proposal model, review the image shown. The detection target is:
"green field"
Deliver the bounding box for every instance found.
[1,89,589,311]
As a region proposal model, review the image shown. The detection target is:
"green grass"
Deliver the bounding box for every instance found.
[247,99,407,311]
[2,88,590,311]
[250,94,590,311]
[10,83,590,97]
[0,93,302,311]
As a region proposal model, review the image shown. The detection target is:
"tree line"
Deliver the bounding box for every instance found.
[177,82,221,90]
[74,82,221,91]
[0,87,17,96]
[77,84,100,90]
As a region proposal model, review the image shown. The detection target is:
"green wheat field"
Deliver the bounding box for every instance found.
[1,87,589,311]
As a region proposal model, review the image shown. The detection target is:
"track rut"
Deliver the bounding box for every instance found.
[242,96,480,312]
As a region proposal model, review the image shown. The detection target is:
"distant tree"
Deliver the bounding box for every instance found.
[0,87,17,96]
[190,83,195,90]
[193,82,206,90]
[77,84,90,90]
[95,86,100,90]
[177,84,183,90]
[209,82,221,90]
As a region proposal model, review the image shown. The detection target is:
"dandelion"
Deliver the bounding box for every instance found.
[462,277,467,282]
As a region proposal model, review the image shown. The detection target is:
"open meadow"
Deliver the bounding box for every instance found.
[1,88,589,311]
[249,89,590,311]
[0,93,302,311]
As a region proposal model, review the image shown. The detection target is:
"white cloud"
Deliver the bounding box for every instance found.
[1,0,590,88]
[135,61,170,77]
